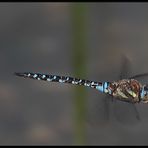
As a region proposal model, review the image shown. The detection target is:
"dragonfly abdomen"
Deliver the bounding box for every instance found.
[14,72,106,90]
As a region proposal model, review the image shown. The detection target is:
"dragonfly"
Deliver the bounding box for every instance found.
[14,56,148,125]
[14,72,148,104]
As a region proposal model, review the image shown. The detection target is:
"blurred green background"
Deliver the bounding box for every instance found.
[1,2,148,145]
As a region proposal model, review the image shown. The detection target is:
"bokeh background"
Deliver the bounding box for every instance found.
[1,2,148,145]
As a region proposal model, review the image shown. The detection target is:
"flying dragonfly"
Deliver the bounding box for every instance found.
[14,71,148,104]
[14,56,148,124]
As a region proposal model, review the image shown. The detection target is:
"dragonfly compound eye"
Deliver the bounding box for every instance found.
[140,85,148,103]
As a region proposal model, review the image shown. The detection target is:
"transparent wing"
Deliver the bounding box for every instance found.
[119,54,132,80]
[130,73,148,80]
[112,99,140,125]
[120,55,148,82]
[113,54,140,124]
[88,54,140,126]
[87,93,111,127]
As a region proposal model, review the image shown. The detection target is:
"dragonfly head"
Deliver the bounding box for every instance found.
[140,84,148,103]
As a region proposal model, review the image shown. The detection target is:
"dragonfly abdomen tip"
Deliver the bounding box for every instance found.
[14,72,28,77]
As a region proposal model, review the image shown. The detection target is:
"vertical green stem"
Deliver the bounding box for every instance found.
[71,3,88,145]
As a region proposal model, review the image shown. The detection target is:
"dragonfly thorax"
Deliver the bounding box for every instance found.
[108,79,142,103]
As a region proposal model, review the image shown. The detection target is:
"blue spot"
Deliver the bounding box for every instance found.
[104,82,108,90]
[108,89,112,94]
[140,89,145,99]
[96,85,103,92]
[42,75,46,78]
[47,78,52,82]
[33,74,38,78]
